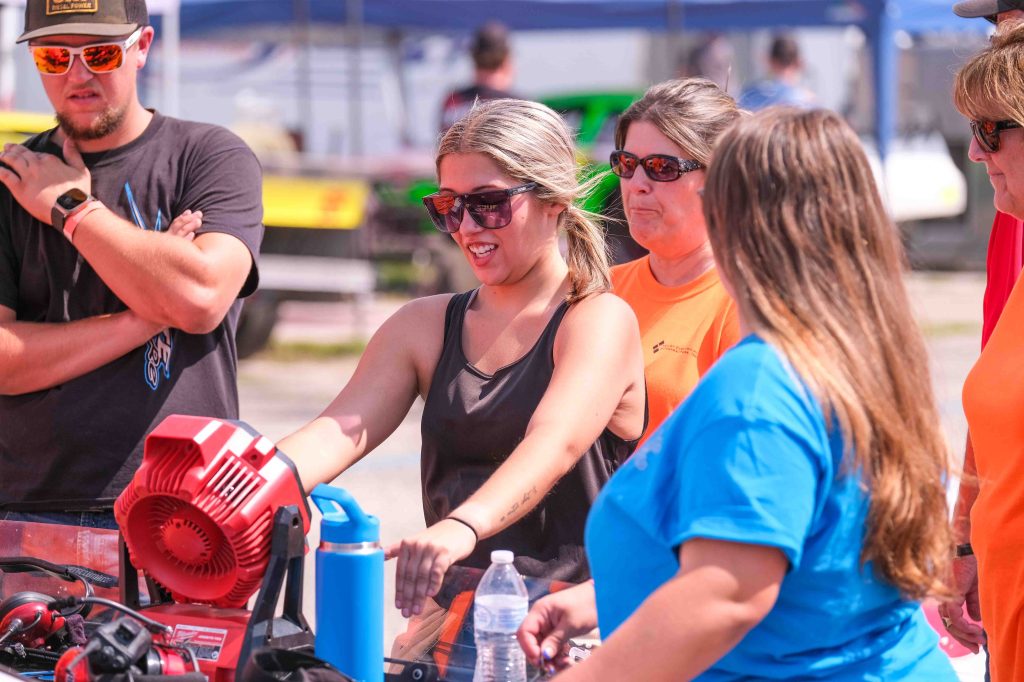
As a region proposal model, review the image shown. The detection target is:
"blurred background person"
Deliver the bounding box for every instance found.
[738,34,816,110]
[519,108,955,680]
[438,22,516,135]
[677,34,735,93]
[944,20,1024,682]
[609,78,740,440]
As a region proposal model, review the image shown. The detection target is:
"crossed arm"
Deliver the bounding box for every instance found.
[0,138,254,394]
[0,139,253,334]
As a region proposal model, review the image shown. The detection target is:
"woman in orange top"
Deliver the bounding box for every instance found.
[944,21,1024,681]
[609,79,740,439]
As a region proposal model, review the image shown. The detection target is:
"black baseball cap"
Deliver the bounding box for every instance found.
[953,0,1024,20]
[17,0,148,43]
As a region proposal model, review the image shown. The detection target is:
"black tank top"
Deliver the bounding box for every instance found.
[420,290,643,583]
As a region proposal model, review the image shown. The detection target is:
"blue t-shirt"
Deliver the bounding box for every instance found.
[738,79,816,111]
[585,336,954,680]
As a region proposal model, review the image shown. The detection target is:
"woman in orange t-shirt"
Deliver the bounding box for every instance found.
[609,78,741,439]
[942,21,1024,681]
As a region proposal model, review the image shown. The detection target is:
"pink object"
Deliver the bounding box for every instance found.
[922,602,976,658]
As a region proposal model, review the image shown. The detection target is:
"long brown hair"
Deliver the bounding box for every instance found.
[438,98,610,303]
[703,108,952,600]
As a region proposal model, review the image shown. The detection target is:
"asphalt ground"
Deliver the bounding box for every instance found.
[237,271,987,678]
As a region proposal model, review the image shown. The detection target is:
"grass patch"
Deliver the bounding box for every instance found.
[921,321,981,338]
[263,339,368,361]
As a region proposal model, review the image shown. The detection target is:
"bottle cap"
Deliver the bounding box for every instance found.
[310,484,380,544]
[491,550,514,564]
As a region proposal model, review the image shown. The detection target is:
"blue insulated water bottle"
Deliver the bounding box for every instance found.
[311,484,384,682]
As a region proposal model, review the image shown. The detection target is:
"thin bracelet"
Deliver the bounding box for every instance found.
[446,515,479,544]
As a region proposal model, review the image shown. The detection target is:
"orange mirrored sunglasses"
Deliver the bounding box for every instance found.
[30,28,142,76]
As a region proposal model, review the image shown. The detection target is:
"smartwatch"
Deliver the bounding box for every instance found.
[51,188,102,242]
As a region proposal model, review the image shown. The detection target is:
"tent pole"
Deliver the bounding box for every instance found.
[0,3,19,109]
[870,0,896,166]
[161,0,180,117]
[294,0,313,152]
[666,0,683,72]
[347,0,363,157]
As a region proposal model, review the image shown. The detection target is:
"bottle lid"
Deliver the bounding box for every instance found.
[491,550,514,564]
[310,484,380,544]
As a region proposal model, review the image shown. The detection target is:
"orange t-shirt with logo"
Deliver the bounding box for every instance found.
[964,272,1024,682]
[612,256,740,442]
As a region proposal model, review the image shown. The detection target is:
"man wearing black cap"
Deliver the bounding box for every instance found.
[938,0,1024,670]
[0,0,263,526]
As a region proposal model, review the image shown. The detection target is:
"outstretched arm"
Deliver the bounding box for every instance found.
[277,296,446,492]
[389,294,646,616]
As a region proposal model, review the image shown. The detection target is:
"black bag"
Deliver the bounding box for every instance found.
[241,649,355,682]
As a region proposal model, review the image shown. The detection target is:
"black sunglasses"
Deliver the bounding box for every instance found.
[610,150,704,182]
[971,119,1022,153]
[423,182,537,234]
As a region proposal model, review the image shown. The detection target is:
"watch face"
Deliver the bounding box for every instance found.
[57,188,89,212]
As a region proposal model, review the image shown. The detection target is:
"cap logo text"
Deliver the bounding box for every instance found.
[46,0,99,15]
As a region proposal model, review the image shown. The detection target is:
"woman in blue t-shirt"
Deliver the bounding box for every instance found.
[517,108,956,680]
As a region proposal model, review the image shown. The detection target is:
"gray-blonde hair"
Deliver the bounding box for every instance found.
[615,77,741,165]
[438,98,610,303]
[954,20,1024,125]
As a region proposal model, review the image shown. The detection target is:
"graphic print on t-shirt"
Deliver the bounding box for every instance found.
[124,181,173,391]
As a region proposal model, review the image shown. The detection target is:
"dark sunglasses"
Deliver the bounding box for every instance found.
[610,150,704,182]
[971,119,1022,153]
[30,28,142,76]
[423,182,537,233]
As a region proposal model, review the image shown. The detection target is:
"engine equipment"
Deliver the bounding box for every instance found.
[113,415,314,682]
[0,557,109,653]
[53,617,202,682]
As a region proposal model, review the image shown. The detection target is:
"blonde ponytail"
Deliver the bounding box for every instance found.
[562,203,610,303]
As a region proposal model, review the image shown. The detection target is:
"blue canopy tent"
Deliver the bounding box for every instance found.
[171,0,991,159]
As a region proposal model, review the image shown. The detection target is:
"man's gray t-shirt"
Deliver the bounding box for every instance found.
[0,112,264,510]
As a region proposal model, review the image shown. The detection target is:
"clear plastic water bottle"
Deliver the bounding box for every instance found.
[473,550,528,682]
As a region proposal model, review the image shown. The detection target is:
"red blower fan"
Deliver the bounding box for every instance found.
[113,415,314,682]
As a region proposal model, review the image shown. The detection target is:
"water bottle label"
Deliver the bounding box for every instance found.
[474,597,528,634]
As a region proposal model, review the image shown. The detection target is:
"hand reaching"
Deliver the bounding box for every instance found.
[517,581,598,674]
[385,518,477,618]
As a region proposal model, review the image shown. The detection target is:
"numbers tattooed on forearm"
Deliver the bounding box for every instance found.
[499,485,538,524]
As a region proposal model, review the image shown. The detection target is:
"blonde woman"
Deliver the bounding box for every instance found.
[519,108,954,680]
[610,78,740,440]
[278,99,647,618]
